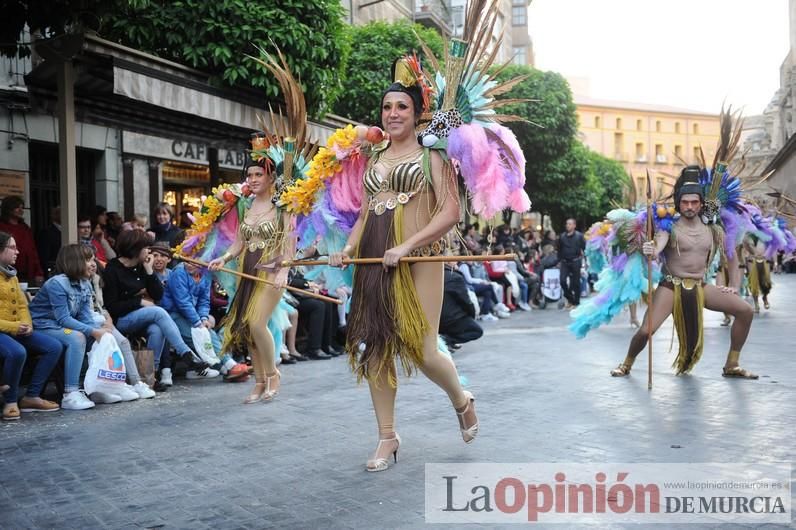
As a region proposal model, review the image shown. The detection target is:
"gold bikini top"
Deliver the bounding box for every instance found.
[364,150,428,215]
[240,213,285,254]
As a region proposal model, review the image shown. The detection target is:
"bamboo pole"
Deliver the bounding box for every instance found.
[283,253,517,267]
[173,254,342,305]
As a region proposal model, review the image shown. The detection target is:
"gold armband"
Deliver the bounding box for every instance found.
[221,252,235,263]
[343,244,354,256]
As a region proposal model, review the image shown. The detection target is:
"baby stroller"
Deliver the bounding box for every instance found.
[537,267,562,309]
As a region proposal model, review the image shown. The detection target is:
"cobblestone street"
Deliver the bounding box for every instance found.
[2,277,794,529]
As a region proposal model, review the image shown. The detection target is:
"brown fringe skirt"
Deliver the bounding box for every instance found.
[221,248,268,355]
[346,207,429,387]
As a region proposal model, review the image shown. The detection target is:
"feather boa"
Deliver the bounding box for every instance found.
[570,252,661,338]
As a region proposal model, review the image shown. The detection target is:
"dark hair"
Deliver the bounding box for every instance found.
[0,196,24,222]
[55,244,94,281]
[115,229,153,259]
[78,214,91,225]
[382,57,424,119]
[0,231,12,250]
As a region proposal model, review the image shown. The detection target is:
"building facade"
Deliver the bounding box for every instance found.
[344,0,533,66]
[575,96,720,199]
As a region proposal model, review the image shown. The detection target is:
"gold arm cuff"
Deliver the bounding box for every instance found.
[221,252,235,263]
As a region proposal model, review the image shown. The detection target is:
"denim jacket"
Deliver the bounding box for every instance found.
[29,274,97,336]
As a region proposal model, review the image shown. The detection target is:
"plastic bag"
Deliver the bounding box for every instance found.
[84,333,127,395]
[191,326,221,366]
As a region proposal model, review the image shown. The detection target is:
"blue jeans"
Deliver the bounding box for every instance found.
[38,328,87,393]
[170,313,222,354]
[115,306,192,370]
[0,331,63,402]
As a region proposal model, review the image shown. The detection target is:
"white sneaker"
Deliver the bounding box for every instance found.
[160,368,173,386]
[481,313,499,322]
[496,303,510,313]
[497,310,511,319]
[185,367,220,379]
[280,344,289,355]
[116,384,140,402]
[90,391,122,404]
[276,356,282,366]
[518,302,531,311]
[61,390,96,410]
[132,382,156,399]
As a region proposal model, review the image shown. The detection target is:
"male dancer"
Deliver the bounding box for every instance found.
[743,234,772,313]
[611,166,757,379]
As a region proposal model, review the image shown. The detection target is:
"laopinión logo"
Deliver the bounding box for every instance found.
[425,463,791,524]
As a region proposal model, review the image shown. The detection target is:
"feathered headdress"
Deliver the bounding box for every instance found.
[247,44,316,207]
[414,0,532,217]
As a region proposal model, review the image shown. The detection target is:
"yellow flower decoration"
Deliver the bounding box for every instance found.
[282,125,362,215]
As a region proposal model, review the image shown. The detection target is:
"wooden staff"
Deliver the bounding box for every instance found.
[282,253,517,267]
[174,254,342,305]
[645,169,654,390]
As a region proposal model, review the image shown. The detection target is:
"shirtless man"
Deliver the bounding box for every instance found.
[611,166,757,379]
[743,234,772,313]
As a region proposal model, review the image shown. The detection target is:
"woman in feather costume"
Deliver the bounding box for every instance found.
[282,0,531,471]
[204,49,310,404]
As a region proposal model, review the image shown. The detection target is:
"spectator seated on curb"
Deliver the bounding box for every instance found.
[440,262,483,350]
[88,258,155,399]
[0,231,62,420]
[288,269,342,360]
[102,229,218,386]
[149,242,172,285]
[28,244,113,410]
[160,261,248,382]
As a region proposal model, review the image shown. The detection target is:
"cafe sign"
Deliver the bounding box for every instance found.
[123,131,247,169]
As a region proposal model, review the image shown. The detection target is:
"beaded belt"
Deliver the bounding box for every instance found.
[367,191,416,215]
[662,274,702,289]
[408,238,447,258]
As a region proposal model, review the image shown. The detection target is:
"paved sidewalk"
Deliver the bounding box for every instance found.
[1,276,794,529]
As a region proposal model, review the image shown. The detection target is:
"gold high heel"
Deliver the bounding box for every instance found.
[243,382,268,404]
[366,433,401,472]
[261,370,281,401]
[456,391,479,443]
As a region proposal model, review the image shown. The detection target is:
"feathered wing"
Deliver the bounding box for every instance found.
[176,185,249,300]
[416,0,531,218]
[281,125,373,290]
[569,207,675,338]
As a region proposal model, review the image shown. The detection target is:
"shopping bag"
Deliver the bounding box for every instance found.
[191,326,221,366]
[132,339,155,387]
[84,333,127,395]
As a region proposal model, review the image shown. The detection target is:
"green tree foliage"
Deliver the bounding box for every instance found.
[1,0,148,57]
[104,0,348,115]
[493,65,626,227]
[494,65,577,164]
[2,0,349,115]
[333,20,444,124]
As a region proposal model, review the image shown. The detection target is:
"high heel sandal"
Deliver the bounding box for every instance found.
[243,382,268,404]
[261,370,281,401]
[366,433,401,472]
[456,391,479,444]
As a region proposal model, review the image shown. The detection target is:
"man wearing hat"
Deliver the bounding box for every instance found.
[611,166,756,379]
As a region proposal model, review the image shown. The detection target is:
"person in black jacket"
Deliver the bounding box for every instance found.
[102,229,217,380]
[149,202,185,250]
[557,218,585,309]
[288,269,342,360]
[439,263,483,349]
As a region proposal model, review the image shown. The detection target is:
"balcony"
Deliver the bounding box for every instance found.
[414,0,453,37]
[635,154,648,163]
[614,152,629,161]
[655,154,667,164]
